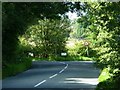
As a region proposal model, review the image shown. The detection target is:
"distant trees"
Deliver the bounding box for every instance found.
[67,12,96,58]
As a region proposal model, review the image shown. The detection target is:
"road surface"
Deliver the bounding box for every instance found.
[2,61,100,90]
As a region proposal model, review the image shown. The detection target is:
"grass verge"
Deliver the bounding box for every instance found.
[98,68,110,82]
[33,56,94,61]
[2,57,32,79]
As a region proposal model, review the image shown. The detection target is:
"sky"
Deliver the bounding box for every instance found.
[66,11,78,20]
[66,11,87,20]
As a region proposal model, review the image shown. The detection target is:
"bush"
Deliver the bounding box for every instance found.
[96,68,120,90]
[54,56,72,61]
[66,40,96,58]
[96,75,120,90]
[96,78,114,90]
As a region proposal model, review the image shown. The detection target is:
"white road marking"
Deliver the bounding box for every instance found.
[49,74,58,79]
[59,63,68,73]
[66,64,68,67]
[34,62,69,87]
[65,66,67,69]
[64,67,67,69]
[65,64,68,69]
[34,80,46,87]
[59,69,65,73]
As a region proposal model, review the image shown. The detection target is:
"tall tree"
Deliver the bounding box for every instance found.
[19,18,71,59]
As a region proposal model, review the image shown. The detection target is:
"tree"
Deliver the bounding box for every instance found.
[81,2,120,89]
[19,18,71,59]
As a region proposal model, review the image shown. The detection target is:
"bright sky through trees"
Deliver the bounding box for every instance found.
[66,11,78,20]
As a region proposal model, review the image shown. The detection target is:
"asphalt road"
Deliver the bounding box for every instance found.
[2,61,100,90]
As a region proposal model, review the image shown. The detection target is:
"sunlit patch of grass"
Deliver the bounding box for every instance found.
[96,68,115,90]
[80,56,93,61]
[98,68,110,82]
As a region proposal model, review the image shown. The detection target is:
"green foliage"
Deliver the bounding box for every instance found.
[82,2,120,89]
[2,2,90,63]
[2,2,73,65]
[2,2,80,79]
[96,79,115,90]
[98,68,110,82]
[20,18,71,59]
[66,38,96,58]
[67,40,86,56]
[96,70,120,90]
[92,2,120,71]
[53,55,92,61]
[69,2,120,89]
[2,3,90,79]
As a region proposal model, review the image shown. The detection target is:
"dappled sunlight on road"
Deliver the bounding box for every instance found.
[62,78,98,85]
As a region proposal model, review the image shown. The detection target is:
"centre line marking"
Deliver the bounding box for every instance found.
[34,80,46,87]
[67,64,68,67]
[49,74,58,79]
[34,62,68,87]
[64,64,68,69]
[59,69,64,73]
[59,64,68,73]
[65,66,67,69]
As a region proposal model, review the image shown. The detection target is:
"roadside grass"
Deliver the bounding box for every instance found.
[2,57,32,79]
[80,56,93,61]
[32,55,94,61]
[67,55,93,61]
[32,57,48,61]
[96,68,114,90]
[98,68,110,82]
[2,55,94,79]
